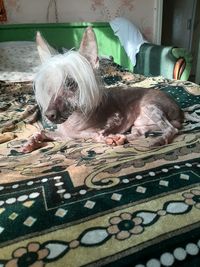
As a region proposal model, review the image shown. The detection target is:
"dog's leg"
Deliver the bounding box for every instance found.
[144,105,179,146]
[127,104,179,147]
[97,112,128,146]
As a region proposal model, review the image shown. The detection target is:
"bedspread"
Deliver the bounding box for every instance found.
[0,61,200,267]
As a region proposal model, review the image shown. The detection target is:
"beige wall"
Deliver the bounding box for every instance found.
[2,0,161,43]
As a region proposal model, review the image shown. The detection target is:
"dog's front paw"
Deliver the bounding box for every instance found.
[21,141,44,153]
[21,132,47,153]
[105,134,127,146]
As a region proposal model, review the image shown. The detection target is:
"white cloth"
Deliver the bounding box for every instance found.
[110,17,147,66]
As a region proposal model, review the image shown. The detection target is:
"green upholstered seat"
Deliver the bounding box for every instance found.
[134,43,192,81]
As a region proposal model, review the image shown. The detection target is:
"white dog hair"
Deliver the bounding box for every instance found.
[34,50,103,115]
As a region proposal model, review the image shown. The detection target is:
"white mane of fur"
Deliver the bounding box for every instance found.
[34,50,103,114]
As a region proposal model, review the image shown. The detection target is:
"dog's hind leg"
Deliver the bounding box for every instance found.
[127,104,179,147]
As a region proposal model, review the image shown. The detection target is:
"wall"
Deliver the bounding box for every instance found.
[162,0,195,51]
[2,0,161,43]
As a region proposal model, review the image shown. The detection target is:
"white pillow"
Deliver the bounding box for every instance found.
[110,17,147,66]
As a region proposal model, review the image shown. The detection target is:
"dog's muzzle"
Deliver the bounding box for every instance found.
[45,106,74,124]
[45,109,66,124]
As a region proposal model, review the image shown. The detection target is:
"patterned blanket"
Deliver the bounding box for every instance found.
[0,61,200,267]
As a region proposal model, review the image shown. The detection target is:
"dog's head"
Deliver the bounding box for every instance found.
[34,27,102,124]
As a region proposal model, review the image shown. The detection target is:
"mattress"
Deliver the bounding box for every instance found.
[0,56,200,266]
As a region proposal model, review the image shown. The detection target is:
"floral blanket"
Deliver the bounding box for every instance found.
[0,61,200,267]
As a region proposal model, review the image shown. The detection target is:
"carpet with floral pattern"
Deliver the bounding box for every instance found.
[0,61,200,266]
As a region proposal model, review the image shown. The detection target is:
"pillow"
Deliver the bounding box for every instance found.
[110,17,147,66]
[0,41,40,82]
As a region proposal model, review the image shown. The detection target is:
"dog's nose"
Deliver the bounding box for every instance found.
[45,110,57,121]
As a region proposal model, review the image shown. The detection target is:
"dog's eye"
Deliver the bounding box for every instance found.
[65,78,78,91]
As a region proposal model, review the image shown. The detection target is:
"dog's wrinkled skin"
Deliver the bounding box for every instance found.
[22,27,184,153]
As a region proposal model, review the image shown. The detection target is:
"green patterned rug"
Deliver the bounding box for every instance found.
[0,62,200,266]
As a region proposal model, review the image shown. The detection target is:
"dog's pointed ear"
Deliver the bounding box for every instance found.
[36,31,56,63]
[79,27,99,69]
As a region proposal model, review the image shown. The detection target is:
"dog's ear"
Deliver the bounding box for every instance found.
[36,31,56,63]
[79,27,99,69]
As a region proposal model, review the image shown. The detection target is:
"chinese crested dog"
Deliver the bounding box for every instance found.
[22,27,183,153]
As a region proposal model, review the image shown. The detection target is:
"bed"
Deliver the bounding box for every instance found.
[0,23,200,267]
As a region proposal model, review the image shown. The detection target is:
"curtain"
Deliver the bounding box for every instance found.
[0,0,7,22]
